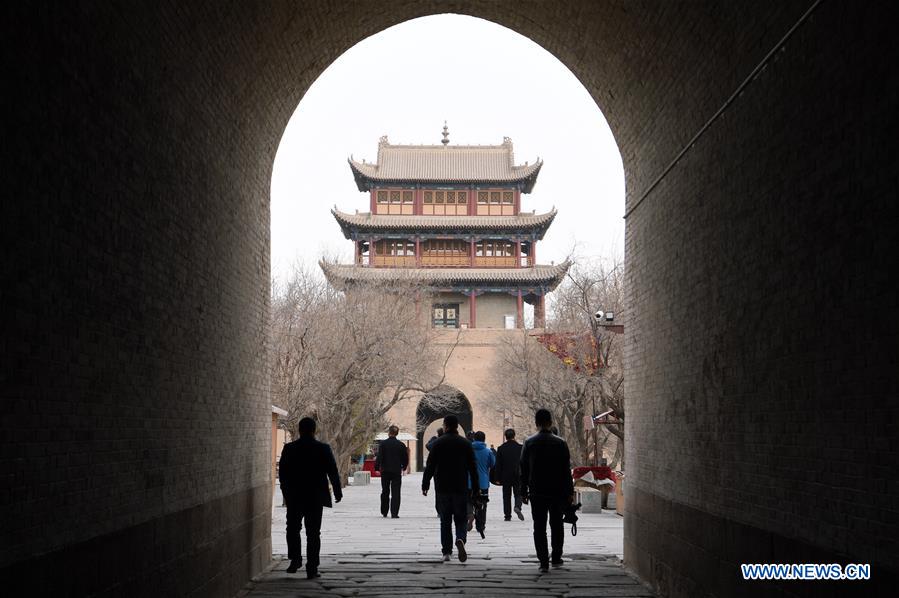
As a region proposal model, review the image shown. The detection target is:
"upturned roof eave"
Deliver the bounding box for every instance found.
[319,260,571,291]
[346,157,543,192]
[330,208,557,239]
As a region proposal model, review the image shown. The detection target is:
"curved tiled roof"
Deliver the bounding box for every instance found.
[331,208,557,239]
[320,261,571,290]
[348,137,542,192]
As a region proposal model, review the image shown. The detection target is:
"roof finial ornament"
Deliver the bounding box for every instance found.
[441,121,449,146]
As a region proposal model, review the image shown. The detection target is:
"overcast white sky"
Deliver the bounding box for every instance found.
[270,14,624,283]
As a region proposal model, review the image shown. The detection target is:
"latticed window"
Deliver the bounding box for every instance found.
[457,192,467,204]
[478,191,488,204]
[435,191,444,204]
[425,240,466,255]
[390,191,401,204]
[446,191,456,204]
[424,191,433,204]
[490,192,501,204]
[503,191,514,204]
[476,240,514,257]
[402,191,413,204]
[377,240,415,256]
[377,190,388,203]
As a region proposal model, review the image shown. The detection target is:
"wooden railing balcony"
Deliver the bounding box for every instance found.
[371,255,416,267]
[474,256,517,268]
[420,255,471,267]
[358,254,531,268]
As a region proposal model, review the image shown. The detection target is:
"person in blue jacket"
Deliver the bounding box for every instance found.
[468,430,496,539]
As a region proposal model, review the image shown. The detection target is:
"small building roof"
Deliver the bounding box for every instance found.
[320,261,571,290]
[348,136,542,192]
[331,208,557,239]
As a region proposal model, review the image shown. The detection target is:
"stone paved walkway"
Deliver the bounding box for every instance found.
[243,473,653,597]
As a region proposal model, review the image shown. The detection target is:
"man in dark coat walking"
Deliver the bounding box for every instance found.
[422,415,479,562]
[278,417,343,579]
[520,409,575,572]
[425,427,444,517]
[494,428,524,521]
[375,425,409,518]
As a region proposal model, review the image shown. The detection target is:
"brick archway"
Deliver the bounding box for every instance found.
[414,386,474,472]
[4,3,896,597]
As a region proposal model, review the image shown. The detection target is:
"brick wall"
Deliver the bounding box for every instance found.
[620,3,899,596]
[2,1,895,596]
[477,293,518,329]
[1,3,279,595]
[388,329,523,462]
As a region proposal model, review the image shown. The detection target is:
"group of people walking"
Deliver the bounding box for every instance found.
[421,409,574,569]
[278,408,575,578]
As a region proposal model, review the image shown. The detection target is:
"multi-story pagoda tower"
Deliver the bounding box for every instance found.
[322,126,569,330]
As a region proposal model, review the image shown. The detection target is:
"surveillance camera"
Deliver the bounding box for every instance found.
[594,310,604,321]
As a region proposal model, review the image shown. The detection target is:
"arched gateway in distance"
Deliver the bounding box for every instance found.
[321,129,569,466]
[414,386,473,472]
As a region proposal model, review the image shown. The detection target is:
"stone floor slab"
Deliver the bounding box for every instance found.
[243,473,651,597]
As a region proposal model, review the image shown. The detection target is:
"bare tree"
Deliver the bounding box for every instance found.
[489,329,595,465]
[488,256,626,469]
[549,256,625,468]
[271,264,460,483]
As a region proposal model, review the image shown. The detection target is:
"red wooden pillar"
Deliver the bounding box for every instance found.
[415,237,421,267]
[370,188,376,213]
[516,289,524,328]
[530,240,536,266]
[370,236,376,267]
[535,295,546,328]
[470,239,476,267]
[354,240,360,265]
[469,187,476,215]
[415,188,422,215]
[469,291,477,329]
[515,188,521,213]
[515,239,522,268]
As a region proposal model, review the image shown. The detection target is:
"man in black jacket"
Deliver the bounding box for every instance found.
[375,425,409,518]
[520,409,575,572]
[422,415,479,562]
[495,428,524,521]
[278,417,343,579]
[425,427,444,517]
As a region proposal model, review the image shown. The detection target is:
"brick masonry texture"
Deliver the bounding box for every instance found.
[622,2,898,595]
[1,1,896,596]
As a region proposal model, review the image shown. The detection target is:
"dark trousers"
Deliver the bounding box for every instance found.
[529,497,564,565]
[380,472,402,516]
[436,492,468,554]
[285,497,324,571]
[502,483,522,518]
[470,488,488,532]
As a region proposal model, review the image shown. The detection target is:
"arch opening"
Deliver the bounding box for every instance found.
[269,14,626,285]
[10,3,895,597]
[414,386,473,472]
[270,10,626,488]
